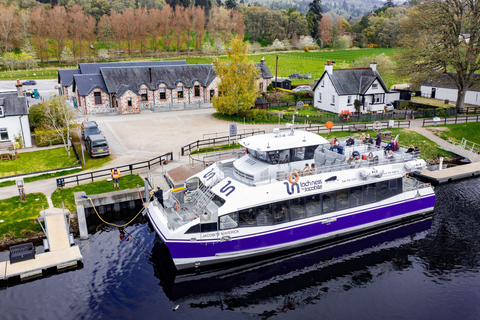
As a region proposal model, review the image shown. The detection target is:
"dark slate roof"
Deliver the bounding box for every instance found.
[313,68,389,95]
[421,73,480,92]
[73,74,108,96]
[100,64,217,95]
[255,62,273,79]
[255,97,268,104]
[58,69,81,86]
[0,92,28,116]
[78,60,187,75]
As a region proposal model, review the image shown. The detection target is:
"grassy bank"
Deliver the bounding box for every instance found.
[51,174,144,212]
[426,122,480,145]
[0,193,48,239]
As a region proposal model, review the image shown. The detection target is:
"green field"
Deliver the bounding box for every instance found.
[426,122,480,145]
[186,48,404,87]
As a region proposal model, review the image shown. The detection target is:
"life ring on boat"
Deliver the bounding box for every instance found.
[289,172,300,184]
[174,200,179,211]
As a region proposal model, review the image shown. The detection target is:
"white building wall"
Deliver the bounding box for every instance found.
[0,115,32,148]
[421,85,480,106]
[314,74,339,113]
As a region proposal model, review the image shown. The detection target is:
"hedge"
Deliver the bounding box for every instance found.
[35,128,67,147]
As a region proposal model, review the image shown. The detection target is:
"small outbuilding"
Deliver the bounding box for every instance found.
[254,97,269,110]
[272,79,292,90]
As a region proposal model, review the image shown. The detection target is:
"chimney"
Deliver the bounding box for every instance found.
[261,56,266,65]
[370,59,377,72]
[325,60,333,75]
[15,79,23,97]
[149,67,152,83]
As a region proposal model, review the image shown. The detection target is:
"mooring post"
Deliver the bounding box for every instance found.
[144,180,149,202]
[439,157,444,171]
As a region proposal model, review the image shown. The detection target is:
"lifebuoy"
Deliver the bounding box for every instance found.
[174,200,179,211]
[243,149,247,155]
[289,172,300,184]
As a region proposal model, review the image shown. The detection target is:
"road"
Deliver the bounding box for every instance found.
[0,79,59,106]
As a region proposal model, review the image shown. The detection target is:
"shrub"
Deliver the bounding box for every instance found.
[35,128,67,147]
[444,99,449,104]
[435,107,448,118]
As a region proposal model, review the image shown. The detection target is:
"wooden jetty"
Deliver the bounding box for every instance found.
[0,208,83,281]
[419,162,480,184]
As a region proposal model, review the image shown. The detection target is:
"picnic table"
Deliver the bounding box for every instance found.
[0,141,17,161]
[379,131,392,141]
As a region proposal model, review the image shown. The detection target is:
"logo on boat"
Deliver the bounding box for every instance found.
[219,180,235,196]
[284,179,323,195]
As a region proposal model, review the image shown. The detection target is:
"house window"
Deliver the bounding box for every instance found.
[321,80,324,87]
[178,86,184,99]
[319,93,322,101]
[141,89,148,101]
[259,83,263,91]
[194,85,200,97]
[373,94,384,104]
[94,92,102,105]
[332,95,335,105]
[347,96,352,104]
[127,97,132,107]
[0,128,8,141]
[372,83,378,89]
[0,106,4,117]
[159,88,166,100]
[210,90,215,99]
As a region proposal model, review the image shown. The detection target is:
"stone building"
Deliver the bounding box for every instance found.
[58,58,272,115]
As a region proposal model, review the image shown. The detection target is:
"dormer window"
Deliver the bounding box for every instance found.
[178,86,184,99]
[0,106,4,117]
[141,89,148,101]
[372,83,378,89]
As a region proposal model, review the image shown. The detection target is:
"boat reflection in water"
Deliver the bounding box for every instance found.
[150,216,433,303]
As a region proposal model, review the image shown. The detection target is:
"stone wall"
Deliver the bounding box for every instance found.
[84,90,111,114]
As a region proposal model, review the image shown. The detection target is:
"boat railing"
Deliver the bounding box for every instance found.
[403,176,432,192]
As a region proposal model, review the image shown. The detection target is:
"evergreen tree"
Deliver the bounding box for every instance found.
[306,0,323,38]
[217,0,223,7]
[225,0,236,9]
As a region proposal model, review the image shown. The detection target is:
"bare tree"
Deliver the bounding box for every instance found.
[146,8,162,56]
[317,15,333,46]
[30,5,50,62]
[399,0,480,111]
[18,9,30,48]
[47,6,68,61]
[172,5,187,53]
[98,14,114,51]
[134,8,148,56]
[0,5,18,54]
[159,4,173,52]
[42,95,77,157]
[193,6,206,51]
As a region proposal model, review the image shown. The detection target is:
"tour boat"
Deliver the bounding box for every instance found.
[145,126,435,271]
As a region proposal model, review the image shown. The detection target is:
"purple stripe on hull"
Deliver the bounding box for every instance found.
[164,195,435,260]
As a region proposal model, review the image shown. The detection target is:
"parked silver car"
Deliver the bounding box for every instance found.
[292,85,312,92]
[85,134,110,157]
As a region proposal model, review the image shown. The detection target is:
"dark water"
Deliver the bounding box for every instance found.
[1,178,480,320]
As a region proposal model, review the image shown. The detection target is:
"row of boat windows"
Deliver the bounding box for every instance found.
[185,178,403,234]
[247,145,318,164]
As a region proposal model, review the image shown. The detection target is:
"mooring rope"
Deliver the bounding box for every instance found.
[82,187,152,228]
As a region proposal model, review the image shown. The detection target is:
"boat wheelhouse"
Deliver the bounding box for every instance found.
[146,128,435,270]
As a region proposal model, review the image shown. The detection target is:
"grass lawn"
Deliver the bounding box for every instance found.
[412,97,452,107]
[51,173,144,212]
[425,122,480,145]
[0,147,78,177]
[0,193,48,239]
[70,128,113,170]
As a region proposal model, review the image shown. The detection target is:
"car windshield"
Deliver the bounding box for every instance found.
[85,127,100,135]
[93,141,107,148]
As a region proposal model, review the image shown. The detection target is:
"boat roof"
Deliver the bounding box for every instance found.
[239,130,328,151]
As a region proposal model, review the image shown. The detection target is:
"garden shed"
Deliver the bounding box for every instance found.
[272,79,291,90]
[254,97,269,110]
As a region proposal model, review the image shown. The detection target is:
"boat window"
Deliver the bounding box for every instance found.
[322,193,335,213]
[186,179,199,191]
[291,147,305,161]
[376,180,395,202]
[256,204,274,226]
[279,150,290,163]
[219,212,238,230]
[185,224,200,234]
[290,197,306,221]
[336,189,349,211]
[304,145,318,160]
[239,208,256,227]
[201,222,218,232]
[350,186,363,207]
[272,200,290,224]
[305,194,322,217]
[363,184,376,204]
[212,194,225,207]
[268,151,280,164]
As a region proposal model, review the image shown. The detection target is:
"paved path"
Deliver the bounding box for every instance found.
[1,111,477,206]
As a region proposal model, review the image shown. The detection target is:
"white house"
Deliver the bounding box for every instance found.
[313,60,399,114]
[420,73,480,106]
[0,83,32,148]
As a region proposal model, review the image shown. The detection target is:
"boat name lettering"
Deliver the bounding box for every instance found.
[203,168,216,181]
[203,233,217,238]
[221,230,239,235]
[220,180,235,196]
[341,178,357,183]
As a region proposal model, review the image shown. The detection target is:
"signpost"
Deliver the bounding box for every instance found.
[229,124,237,146]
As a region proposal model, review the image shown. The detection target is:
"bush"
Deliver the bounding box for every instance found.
[435,107,448,118]
[28,104,47,131]
[35,129,67,147]
[444,99,449,104]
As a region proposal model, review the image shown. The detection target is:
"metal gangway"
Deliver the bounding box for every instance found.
[451,138,480,162]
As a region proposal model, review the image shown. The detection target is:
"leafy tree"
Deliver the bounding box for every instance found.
[306,0,322,38]
[213,37,258,116]
[351,53,394,78]
[398,0,480,111]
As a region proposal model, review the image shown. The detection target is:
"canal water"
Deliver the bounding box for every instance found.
[1,177,480,320]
